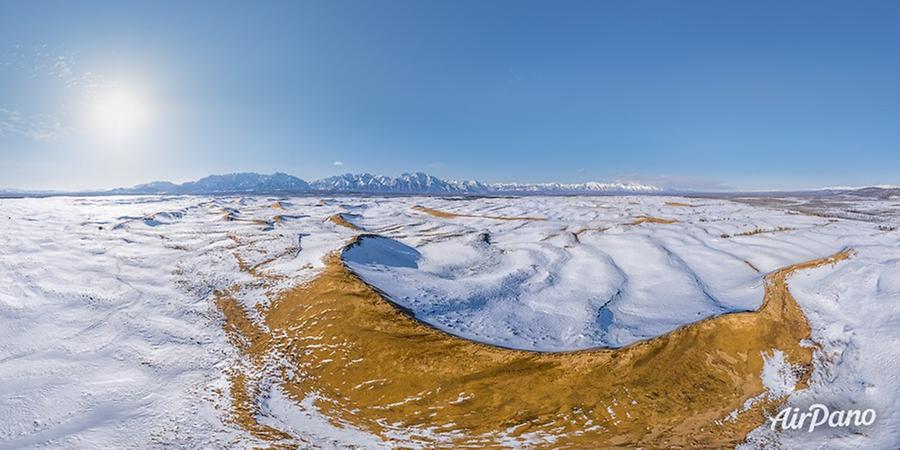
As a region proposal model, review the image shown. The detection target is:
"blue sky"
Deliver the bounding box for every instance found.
[1,0,899,191]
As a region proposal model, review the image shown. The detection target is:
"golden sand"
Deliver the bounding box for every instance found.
[629,215,677,225]
[413,205,545,221]
[252,219,274,227]
[664,201,696,207]
[215,236,851,448]
[328,213,362,230]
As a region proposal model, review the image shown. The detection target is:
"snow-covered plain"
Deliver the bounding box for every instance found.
[1,194,898,448]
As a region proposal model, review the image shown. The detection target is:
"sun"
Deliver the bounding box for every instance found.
[88,86,151,141]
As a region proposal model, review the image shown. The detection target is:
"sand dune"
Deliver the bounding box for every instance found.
[3,195,898,448]
[216,235,850,447]
[328,212,363,230]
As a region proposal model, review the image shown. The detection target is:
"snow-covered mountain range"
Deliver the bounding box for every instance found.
[309,172,491,194]
[6,172,898,198]
[119,173,311,194]
[110,172,663,195]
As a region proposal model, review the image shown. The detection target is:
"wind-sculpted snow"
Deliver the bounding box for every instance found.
[0,195,349,448]
[1,194,898,447]
[341,198,861,350]
[343,236,421,269]
[344,232,742,350]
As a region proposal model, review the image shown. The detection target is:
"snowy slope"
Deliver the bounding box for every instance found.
[0,194,898,447]
[488,181,662,194]
[0,195,351,448]
[341,196,879,350]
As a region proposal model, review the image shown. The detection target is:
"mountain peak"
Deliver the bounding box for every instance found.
[113,171,663,195]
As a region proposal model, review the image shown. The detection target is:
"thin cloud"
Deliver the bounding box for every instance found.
[1,45,100,90]
[333,160,344,166]
[0,106,70,142]
[0,45,102,143]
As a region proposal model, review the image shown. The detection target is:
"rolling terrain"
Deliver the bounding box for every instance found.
[1,194,898,448]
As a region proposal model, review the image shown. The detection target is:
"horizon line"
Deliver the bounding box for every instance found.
[2,169,898,196]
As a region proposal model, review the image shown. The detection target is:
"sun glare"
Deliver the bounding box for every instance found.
[88,87,151,141]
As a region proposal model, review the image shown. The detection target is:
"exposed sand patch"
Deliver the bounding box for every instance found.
[413,205,545,221]
[215,293,293,444]
[665,201,696,207]
[214,236,851,448]
[328,213,362,230]
[227,372,293,443]
[630,215,677,225]
[253,218,274,228]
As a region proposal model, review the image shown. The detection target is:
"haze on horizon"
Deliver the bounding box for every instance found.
[1,0,899,192]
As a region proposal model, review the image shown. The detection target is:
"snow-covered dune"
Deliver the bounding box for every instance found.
[1,194,898,447]
[341,197,874,350]
[0,196,350,447]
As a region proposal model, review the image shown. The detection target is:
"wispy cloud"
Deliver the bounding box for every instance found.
[0,106,69,142]
[333,160,344,166]
[2,44,100,90]
[53,55,101,91]
[0,45,103,143]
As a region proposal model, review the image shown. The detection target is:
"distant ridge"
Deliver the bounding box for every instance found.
[114,173,309,194]
[109,171,663,195]
[7,173,898,198]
